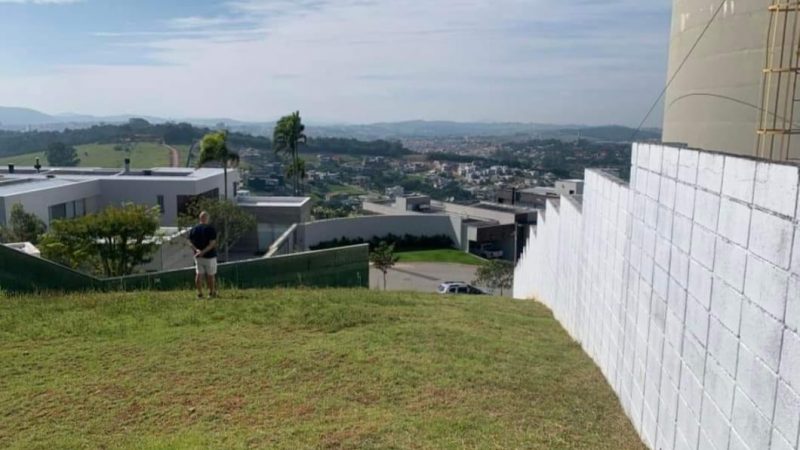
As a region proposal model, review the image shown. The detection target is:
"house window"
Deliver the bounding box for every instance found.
[48,199,87,223]
[157,195,165,214]
[49,204,67,222]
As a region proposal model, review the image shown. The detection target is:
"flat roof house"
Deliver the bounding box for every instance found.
[0,164,240,227]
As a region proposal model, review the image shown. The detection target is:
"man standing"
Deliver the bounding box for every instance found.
[189,211,218,298]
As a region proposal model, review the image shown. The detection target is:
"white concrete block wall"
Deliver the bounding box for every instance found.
[514,143,800,450]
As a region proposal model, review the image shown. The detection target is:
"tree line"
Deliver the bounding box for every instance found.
[0,118,413,159]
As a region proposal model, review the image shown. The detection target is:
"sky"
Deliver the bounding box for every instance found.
[0,0,672,126]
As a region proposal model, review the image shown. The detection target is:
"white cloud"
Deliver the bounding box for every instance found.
[0,0,671,125]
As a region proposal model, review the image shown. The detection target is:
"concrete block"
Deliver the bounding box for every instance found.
[671,248,691,290]
[713,239,747,293]
[708,317,740,376]
[717,198,751,248]
[663,146,680,179]
[661,173,678,210]
[647,171,661,201]
[675,429,695,450]
[638,144,650,168]
[781,329,800,394]
[728,430,748,450]
[740,300,784,372]
[772,430,795,450]
[793,225,799,276]
[679,149,700,185]
[649,145,664,174]
[657,205,674,241]
[643,226,656,258]
[705,356,735,418]
[674,215,694,254]
[654,265,669,302]
[645,197,659,230]
[663,340,683,384]
[744,254,790,320]
[676,182,697,219]
[694,189,721,232]
[655,236,671,270]
[660,367,680,421]
[698,152,725,193]
[652,296,668,336]
[642,404,657,448]
[735,345,778,418]
[710,278,743,335]
[773,380,800,448]
[722,156,756,203]
[689,259,713,309]
[731,388,772,450]
[634,193,646,220]
[641,254,654,286]
[686,295,710,346]
[677,395,701,448]
[691,224,716,270]
[749,208,794,269]
[754,161,799,218]
[700,395,731,450]
[788,275,800,333]
[684,330,708,379]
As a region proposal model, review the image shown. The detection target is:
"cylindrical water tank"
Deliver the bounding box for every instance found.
[663,0,776,158]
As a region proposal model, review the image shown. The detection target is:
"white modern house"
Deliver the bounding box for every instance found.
[0,163,239,227]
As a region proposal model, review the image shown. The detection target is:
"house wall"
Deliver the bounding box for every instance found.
[2,179,101,226]
[98,172,236,226]
[298,215,462,250]
[514,143,800,450]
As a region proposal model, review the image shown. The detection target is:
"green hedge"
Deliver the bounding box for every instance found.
[0,244,369,294]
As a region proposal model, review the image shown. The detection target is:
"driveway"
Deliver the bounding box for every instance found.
[370,262,509,296]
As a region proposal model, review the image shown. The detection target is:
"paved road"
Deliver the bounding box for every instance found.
[370,262,483,294]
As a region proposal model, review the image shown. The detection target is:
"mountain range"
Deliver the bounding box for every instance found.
[0,106,661,142]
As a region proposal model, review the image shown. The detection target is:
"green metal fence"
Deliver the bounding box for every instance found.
[0,244,369,294]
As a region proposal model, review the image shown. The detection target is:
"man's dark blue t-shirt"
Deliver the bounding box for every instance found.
[189,224,218,259]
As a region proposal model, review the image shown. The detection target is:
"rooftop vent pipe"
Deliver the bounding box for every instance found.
[7,164,14,174]
[124,158,131,174]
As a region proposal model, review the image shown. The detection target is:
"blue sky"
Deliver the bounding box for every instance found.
[0,0,672,125]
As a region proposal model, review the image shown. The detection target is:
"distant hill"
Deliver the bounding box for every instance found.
[0,106,661,142]
[0,107,57,126]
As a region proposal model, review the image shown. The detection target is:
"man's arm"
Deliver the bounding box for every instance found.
[197,240,217,257]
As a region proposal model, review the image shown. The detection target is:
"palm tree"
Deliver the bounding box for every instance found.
[273,111,307,196]
[196,131,240,262]
[197,131,240,200]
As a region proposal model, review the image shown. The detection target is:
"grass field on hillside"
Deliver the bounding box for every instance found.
[0,143,191,169]
[0,289,643,450]
[397,249,486,266]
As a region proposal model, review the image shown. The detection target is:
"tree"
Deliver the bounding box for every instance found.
[46,142,80,167]
[273,111,307,196]
[369,241,398,290]
[473,259,514,296]
[1,204,46,244]
[197,131,239,200]
[178,197,256,261]
[40,204,160,277]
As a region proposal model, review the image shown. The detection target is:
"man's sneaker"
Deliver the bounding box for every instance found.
[197,293,204,299]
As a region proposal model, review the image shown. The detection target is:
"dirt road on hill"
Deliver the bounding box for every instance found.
[164,144,180,167]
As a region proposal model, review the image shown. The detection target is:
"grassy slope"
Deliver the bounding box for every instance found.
[0,289,643,450]
[397,249,485,266]
[0,143,191,169]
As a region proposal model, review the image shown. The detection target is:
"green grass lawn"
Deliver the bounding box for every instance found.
[0,289,643,450]
[397,248,486,266]
[0,142,186,169]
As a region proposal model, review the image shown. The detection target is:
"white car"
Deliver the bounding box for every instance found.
[437,282,487,295]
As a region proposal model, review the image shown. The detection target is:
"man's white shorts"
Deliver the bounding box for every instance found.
[195,257,218,276]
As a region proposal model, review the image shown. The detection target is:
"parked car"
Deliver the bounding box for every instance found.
[476,243,503,259]
[437,282,487,295]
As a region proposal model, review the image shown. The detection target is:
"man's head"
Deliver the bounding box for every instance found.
[199,211,210,224]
